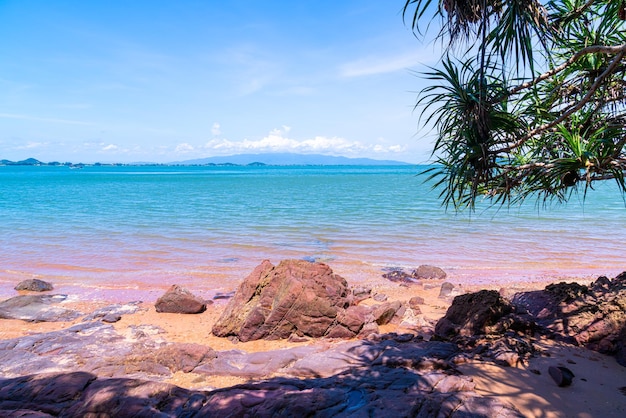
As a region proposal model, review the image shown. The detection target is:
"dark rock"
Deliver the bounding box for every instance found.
[212,259,359,341]
[412,265,447,280]
[548,366,574,387]
[0,368,524,417]
[155,285,206,314]
[511,273,626,364]
[616,325,626,367]
[14,279,53,292]
[0,294,82,322]
[213,291,235,300]
[382,269,422,285]
[435,290,512,339]
[545,281,588,302]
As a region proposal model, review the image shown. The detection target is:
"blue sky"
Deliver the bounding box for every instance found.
[0,1,441,163]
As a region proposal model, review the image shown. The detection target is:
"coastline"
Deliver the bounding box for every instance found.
[2,268,626,417]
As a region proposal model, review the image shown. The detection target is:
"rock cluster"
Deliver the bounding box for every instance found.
[512,273,626,365]
[434,273,626,367]
[382,264,447,284]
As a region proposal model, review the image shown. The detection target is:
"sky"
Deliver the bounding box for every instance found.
[0,0,442,164]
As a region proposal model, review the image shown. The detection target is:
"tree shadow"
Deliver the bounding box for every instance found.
[0,335,525,417]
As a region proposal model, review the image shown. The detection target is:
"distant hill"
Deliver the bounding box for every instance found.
[174,153,411,166]
[0,158,44,165]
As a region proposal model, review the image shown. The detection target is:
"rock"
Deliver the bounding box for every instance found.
[545,281,588,302]
[101,314,121,323]
[371,301,402,325]
[128,343,217,373]
[82,302,142,322]
[14,279,53,292]
[548,366,574,387]
[155,285,207,314]
[511,273,626,364]
[0,294,82,322]
[372,292,387,302]
[382,269,419,284]
[212,259,359,341]
[351,286,372,303]
[409,296,424,311]
[398,307,429,329]
[213,291,235,300]
[435,290,512,339]
[616,325,626,367]
[412,265,447,280]
[0,367,525,417]
[438,282,462,299]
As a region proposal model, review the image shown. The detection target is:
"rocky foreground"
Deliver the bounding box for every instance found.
[1,260,626,417]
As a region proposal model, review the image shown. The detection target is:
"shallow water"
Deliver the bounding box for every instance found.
[1,164,624,301]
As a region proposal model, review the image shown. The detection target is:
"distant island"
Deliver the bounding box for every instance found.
[1,153,412,167]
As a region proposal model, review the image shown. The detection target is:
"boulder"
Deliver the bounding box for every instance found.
[0,294,82,322]
[155,285,207,314]
[212,259,363,341]
[412,265,447,280]
[435,290,512,339]
[14,279,53,292]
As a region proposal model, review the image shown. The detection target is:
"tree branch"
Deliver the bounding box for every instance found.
[506,44,626,98]
[494,50,626,154]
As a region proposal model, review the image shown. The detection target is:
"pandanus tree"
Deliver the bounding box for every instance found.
[403,0,626,209]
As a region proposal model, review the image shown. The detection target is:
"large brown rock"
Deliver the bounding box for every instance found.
[155,285,207,314]
[212,259,361,341]
[435,290,512,339]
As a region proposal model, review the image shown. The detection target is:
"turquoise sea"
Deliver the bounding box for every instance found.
[1,164,624,301]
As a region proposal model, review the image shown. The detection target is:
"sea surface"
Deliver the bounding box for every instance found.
[1,164,624,301]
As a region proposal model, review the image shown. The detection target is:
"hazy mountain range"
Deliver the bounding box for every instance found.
[173,153,411,166]
[1,153,412,166]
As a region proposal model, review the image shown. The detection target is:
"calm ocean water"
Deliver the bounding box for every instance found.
[1,164,624,301]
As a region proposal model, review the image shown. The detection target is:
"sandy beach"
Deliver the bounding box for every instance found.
[2,271,626,417]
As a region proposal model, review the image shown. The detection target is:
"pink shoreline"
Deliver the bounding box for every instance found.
[1,261,620,304]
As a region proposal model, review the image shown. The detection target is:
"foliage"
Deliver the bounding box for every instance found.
[404,0,626,209]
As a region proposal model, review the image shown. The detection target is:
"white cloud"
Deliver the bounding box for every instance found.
[203,127,405,156]
[101,144,118,151]
[175,143,195,153]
